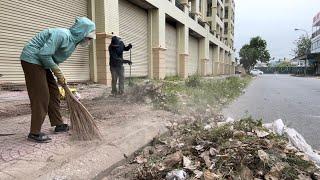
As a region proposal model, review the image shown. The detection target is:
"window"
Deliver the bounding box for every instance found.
[224,22,228,34]
[225,7,229,19]
[207,1,212,17]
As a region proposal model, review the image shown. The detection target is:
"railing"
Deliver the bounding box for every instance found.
[312,29,320,38]
[175,0,184,11]
[189,12,196,20]
[198,19,205,28]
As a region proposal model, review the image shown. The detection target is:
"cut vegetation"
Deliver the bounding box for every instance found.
[105,75,320,180]
[108,118,320,180]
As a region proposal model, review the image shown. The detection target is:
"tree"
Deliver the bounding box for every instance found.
[239,36,271,71]
[276,61,292,68]
[292,35,311,57]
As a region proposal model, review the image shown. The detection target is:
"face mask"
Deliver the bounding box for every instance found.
[80,39,91,47]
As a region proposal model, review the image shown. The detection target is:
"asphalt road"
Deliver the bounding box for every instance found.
[223,74,320,149]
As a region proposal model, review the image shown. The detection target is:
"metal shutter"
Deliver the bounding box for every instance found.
[208,46,213,75]
[214,62,219,75]
[165,23,178,76]
[0,0,89,83]
[119,0,148,77]
[188,36,199,75]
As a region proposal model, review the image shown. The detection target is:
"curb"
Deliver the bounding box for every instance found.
[34,123,168,180]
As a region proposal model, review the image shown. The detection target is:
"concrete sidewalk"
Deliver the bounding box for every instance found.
[0,85,177,179]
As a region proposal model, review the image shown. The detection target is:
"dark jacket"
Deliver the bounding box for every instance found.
[109,36,132,67]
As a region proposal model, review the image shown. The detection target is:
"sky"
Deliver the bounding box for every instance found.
[235,0,319,60]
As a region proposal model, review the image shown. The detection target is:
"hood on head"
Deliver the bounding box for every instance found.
[111,36,120,46]
[69,17,96,43]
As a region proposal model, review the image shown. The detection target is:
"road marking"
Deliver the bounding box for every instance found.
[310,115,320,118]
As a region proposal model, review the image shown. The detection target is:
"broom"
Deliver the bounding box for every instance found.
[63,85,101,141]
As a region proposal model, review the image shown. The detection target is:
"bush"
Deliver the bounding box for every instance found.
[185,75,201,87]
[164,76,182,82]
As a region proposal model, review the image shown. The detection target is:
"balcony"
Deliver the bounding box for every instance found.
[210,29,215,35]
[175,0,184,12]
[312,29,320,39]
[198,17,206,27]
[189,12,196,20]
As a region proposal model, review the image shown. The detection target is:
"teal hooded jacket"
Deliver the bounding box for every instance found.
[20,17,95,69]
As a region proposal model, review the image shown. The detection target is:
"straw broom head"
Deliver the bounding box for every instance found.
[63,85,101,141]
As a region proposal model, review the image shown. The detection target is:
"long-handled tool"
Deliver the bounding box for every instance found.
[129,49,133,86]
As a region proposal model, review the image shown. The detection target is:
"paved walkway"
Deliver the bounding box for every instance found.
[0,85,175,179]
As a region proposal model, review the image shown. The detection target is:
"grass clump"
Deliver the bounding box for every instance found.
[127,75,252,115]
[185,76,251,111]
[185,75,201,87]
[234,117,263,132]
[164,76,182,82]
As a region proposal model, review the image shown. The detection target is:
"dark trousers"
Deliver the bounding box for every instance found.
[21,61,63,134]
[110,66,124,94]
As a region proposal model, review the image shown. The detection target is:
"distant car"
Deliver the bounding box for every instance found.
[250,69,264,76]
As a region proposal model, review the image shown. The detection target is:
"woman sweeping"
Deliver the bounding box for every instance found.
[20,17,96,143]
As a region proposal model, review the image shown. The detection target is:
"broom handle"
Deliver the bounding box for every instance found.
[62,85,91,115]
[129,49,132,84]
[62,85,77,100]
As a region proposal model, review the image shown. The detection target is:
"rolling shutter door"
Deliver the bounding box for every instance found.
[0,0,89,83]
[214,62,219,75]
[188,36,199,75]
[207,46,213,75]
[165,23,177,76]
[119,0,148,77]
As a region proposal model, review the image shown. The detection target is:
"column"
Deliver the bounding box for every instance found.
[199,37,209,76]
[149,8,166,79]
[190,0,200,22]
[213,45,219,75]
[88,0,97,82]
[220,48,224,74]
[94,0,119,85]
[177,24,189,78]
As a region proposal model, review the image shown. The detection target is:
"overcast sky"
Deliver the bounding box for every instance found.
[235,0,319,60]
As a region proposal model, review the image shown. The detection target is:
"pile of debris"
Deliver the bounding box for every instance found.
[126,80,164,104]
[125,80,181,112]
[127,118,319,180]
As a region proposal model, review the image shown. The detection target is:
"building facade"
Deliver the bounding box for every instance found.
[312,11,320,74]
[312,12,320,54]
[0,0,236,85]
